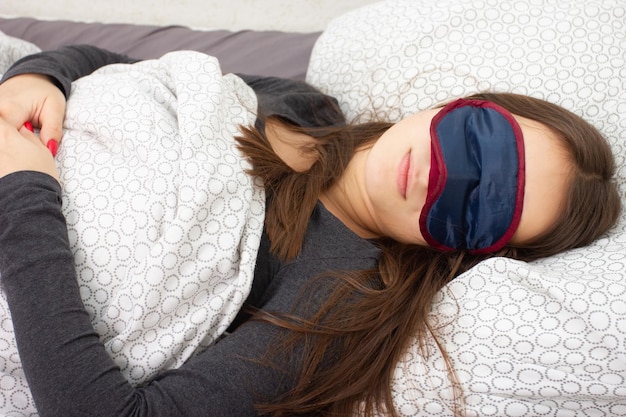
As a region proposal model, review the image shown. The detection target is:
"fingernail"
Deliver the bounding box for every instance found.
[47,139,59,157]
[24,121,34,132]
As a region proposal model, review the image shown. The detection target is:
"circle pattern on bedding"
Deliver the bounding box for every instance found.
[0,48,265,416]
[0,31,40,74]
[307,1,626,415]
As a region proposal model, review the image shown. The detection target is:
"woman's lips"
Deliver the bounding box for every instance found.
[397,151,411,199]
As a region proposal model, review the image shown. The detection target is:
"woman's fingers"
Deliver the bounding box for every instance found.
[23,120,58,157]
[37,83,65,151]
[0,119,59,181]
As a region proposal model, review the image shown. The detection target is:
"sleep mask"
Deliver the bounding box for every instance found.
[419,98,525,254]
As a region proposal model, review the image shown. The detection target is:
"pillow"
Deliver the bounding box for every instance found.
[308,1,626,415]
[0,30,40,74]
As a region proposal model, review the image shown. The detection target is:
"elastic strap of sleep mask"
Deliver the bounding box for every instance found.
[419,98,525,254]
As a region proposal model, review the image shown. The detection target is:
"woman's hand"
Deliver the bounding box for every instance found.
[0,118,59,182]
[0,74,66,151]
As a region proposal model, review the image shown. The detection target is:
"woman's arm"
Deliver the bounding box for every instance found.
[0,169,299,417]
[1,44,138,97]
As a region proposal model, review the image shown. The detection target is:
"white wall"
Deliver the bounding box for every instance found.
[0,0,380,32]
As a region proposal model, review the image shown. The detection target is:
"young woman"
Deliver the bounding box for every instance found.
[0,46,621,417]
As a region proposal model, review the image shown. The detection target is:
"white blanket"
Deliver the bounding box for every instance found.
[0,33,265,416]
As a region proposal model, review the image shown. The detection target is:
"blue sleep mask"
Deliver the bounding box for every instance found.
[419,99,526,254]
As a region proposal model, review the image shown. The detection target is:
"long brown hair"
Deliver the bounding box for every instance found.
[235,92,622,416]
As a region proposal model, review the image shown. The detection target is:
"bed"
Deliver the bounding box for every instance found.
[0,0,625,416]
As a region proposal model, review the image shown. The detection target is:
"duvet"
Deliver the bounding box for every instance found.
[0,32,265,416]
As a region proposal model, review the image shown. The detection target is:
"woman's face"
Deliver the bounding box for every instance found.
[362,107,572,247]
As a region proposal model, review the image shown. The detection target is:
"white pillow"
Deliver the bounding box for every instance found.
[0,31,40,74]
[308,1,626,415]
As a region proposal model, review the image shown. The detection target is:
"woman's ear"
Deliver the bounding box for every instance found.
[264,118,318,172]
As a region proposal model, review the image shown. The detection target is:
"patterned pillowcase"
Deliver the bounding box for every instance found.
[307,1,626,415]
[0,31,40,74]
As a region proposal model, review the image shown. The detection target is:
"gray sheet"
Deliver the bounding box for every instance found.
[0,17,320,80]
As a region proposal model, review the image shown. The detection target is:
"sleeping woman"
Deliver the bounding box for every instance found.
[0,44,622,417]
